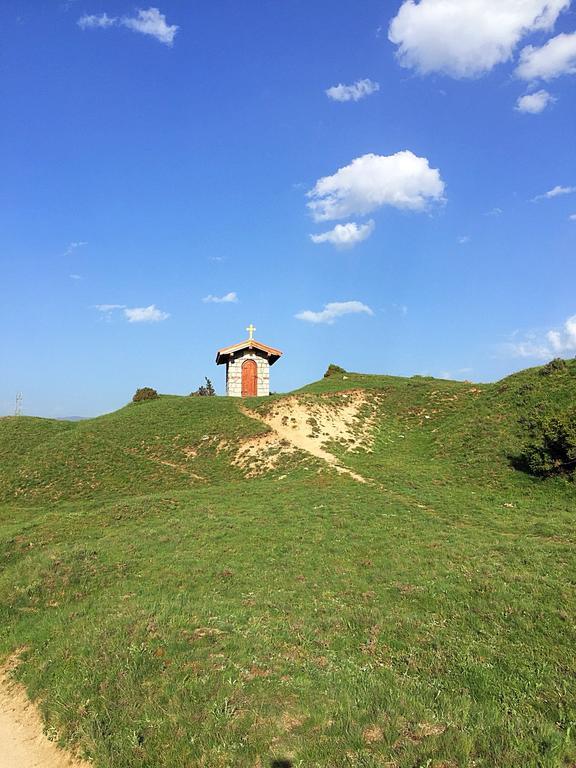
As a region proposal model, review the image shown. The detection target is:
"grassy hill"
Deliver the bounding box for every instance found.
[0,396,270,503]
[1,362,575,768]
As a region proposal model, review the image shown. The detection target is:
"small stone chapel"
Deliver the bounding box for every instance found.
[216,325,283,397]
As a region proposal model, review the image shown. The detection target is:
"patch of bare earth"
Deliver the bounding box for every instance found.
[0,655,91,768]
[237,390,378,483]
[125,444,205,481]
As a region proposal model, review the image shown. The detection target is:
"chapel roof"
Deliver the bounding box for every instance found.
[215,338,283,366]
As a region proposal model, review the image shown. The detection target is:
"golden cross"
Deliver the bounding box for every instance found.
[246,324,256,340]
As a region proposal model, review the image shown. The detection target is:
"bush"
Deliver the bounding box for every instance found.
[540,358,568,376]
[518,409,576,478]
[132,387,159,403]
[324,364,347,378]
[190,377,216,397]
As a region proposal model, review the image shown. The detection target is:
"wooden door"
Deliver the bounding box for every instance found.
[241,359,258,397]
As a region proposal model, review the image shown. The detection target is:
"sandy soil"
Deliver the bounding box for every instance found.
[238,391,375,483]
[0,658,90,768]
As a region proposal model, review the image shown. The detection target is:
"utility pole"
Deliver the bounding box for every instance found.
[15,392,22,417]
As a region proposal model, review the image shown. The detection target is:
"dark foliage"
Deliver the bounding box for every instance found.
[540,358,568,376]
[518,409,576,478]
[190,377,216,397]
[323,364,347,378]
[132,387,159,403]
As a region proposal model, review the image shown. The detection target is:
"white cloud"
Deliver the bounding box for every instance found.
[458,235,471,245]
[485,207,503,216]
[569,213,576,221]
[505,339,552,359]
[547,185,576,198]
[124,305,170,323]
[532,184,576,201]
[388,0,569,79]
[515,89,556,113]
[121,8,178,46]
[547,315,576,353]
[78,13,116,29]
[95,303,125,312]
[307,151,445,222]
[516,32,576,81]
[326,79,380,102]
[505,314,576,358]
[295,300,374,325]
[310,220,375,248]
[62,241,87,256]
[78,7,178,46]
[94,303,125,322]
[202,292,239,304]
[69,274,82,280]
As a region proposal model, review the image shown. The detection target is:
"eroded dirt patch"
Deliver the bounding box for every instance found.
[236,390,378,482]
[0,654,91,768]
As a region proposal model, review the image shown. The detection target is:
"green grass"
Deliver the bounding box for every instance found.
[0,395,269,504]
[1,364,575,767]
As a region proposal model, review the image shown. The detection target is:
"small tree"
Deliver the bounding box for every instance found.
[540,358,568,376]
[518,409,576,478]
[190,377,216,397]
[132,387,159,403]
[324,364,347,378]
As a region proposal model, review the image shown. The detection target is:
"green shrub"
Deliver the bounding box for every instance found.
[190,377,216,397]
[324,364,346,378]
[518,409,576,478]
[132,387,159,403]
[540,358,568,376]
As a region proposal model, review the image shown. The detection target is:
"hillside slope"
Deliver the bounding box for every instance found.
[1,362,575,768]
[0,396,271,503]
[3,359,575,503]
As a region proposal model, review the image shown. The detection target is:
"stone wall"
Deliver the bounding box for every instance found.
[226,349,270,397]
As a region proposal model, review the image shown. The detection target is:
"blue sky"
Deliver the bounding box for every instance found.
[1,0,575,416]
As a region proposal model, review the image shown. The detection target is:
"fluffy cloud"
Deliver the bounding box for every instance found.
[295,300,374,325]
[505,314,576,358]
[547,315,576,354]
[505,339,552,358]
[515,89,556,113]
[516,32,576,80]
[310,220,375,248]
[326,79,380,102]
[122,8,178,45]
[569,213,576,221]
[124,305,170,323]
[78,7,178,46]
[532,184,576,201]
[388,0,569,78]
[202,292,239,304]
[307,151,445,222]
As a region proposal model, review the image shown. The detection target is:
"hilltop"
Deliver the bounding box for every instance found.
[2,359,575,502]
[1,362,575,768]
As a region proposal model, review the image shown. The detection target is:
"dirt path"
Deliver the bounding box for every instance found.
[238,396,439,516]
[240,395,370,483]
[0,659,90,768]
